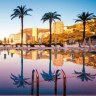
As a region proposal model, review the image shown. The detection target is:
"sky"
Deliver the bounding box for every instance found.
[0,0,96,39]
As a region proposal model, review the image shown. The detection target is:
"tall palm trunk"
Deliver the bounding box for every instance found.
[21,17,23,46]
[83,22,86,42]
[49,19,52,46]
[49,50,52,74]
[21,50,23,78]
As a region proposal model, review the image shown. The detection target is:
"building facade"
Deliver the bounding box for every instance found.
[9,28,33,44]
[52,21,64,34]
[8,28,49,44]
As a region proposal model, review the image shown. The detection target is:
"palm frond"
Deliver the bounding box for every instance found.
[41,70,60,82]
[41,11,61,23]
[11,15,18,20]
[75,12,94,23]
[11,5,32,20]
[10,73,30,88]
[75,19,82,23]
[54,16,61,21]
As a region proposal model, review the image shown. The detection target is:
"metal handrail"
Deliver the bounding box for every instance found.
[55,69,66,96]
[31,69,39,96]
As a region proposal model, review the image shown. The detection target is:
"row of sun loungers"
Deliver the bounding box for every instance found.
[0,45,62,50]
[0,45,66,50]
[0,44,96,51]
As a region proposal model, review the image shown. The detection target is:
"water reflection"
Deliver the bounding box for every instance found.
[6,49,96,69]
[88,53,96,68]
[7,50,9,55]
[53,49,64,66]
[54,49,58,59]
[71,50,74,59]
[37,51,42,59]
[41,49,60,81]
[0,49,95,94]
[10,50,30,88]
[4,53,6,59]
[74,52,96,81]
[11,53,13,58]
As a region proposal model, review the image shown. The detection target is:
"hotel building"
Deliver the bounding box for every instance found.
[8,28,49,44]
[7,21,65,44]
[52,21,64,34]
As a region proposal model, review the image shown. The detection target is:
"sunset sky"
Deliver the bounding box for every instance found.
[0,0,96,39]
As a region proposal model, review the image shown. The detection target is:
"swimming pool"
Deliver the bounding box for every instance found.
[0,49,96,95]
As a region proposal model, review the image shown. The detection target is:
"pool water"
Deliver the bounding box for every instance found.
[0,49,96,95]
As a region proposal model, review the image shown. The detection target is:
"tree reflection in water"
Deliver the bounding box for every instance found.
[74,52,96,81]
[11,53,13,57]
[41,49,60,82]
[4,54,6,59]
[7,50,9,55]
[10,50,30,88]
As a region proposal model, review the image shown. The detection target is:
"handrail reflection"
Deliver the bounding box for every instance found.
[55,69,66,96]
[31,69,39,96]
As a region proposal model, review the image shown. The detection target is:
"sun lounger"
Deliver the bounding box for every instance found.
[40,45,46,50]
[51,45,55,49]
[34,45,41,49]
[56,45,62,50]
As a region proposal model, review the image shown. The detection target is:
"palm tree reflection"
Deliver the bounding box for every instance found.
[74,52,96,81]
[4,53,6,59]
[11,53,13,58]
[10,50,30,88]
[41,49,60,81]
[7,50,9,55]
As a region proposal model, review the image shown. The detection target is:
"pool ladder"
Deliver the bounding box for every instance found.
[31,69,39,96]
[31,69,66,96]
[55,69,66,96]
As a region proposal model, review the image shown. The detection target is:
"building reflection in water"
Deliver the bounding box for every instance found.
[88,53,96,68]
[10,50,30,88]
[7,50,9,55]
[74,52,96,82]
[37,51,42,59]
[41,49,60,81]
[53,49,64,66]
[8,49,96,68]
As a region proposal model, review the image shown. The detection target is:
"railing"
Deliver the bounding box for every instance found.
[31,69,39,96]
[55,69,66,96]
[26,69,66,96]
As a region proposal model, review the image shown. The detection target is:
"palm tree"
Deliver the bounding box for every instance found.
[11,5,32,46]
[75,12,94,42]
[10,50,30,87]
[74,52,96,81]
[41,50,60,81]
[41,12,61,46]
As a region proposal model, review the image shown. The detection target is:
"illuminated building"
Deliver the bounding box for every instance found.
[8,28,49,44]
[52,21,64,34]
